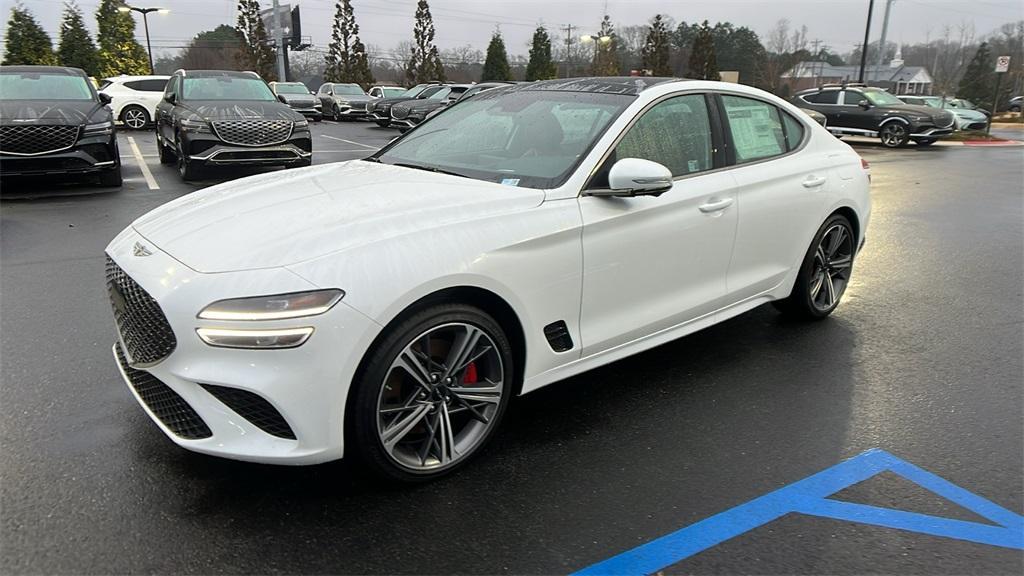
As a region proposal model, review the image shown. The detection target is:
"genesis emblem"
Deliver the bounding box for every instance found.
[132,242,153,257]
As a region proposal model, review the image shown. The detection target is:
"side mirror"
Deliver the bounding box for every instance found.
[98,92,112,105]
[277,94,288,104]
[163,93,176,104]
[588,158,673,197]
[858,99,871,109]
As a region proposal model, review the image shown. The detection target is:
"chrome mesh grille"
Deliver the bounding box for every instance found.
[391,104,410,119]
[106,256,177,365]
[211,120,292,146]
[0,125,79,155]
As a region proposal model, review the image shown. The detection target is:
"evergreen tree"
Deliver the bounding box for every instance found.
[641,14,671,76]
[2,4,57,66]
[525,26,557,81]
[957,42,995,107]
[481,30,511,81]
[591,14,619,76]
[95,0,149,76]
[324,0,375,88]
[406,0,445,84]
[235,0,277,81]
[687,20,720,80]
[58,2,100,76]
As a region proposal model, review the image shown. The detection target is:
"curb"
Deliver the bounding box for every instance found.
[936,140,1024,147]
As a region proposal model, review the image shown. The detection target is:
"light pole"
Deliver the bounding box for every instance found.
[117,4,169,75]
[580,34,612,72]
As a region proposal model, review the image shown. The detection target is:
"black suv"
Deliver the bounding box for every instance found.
[0,66,122,186]
[368,83,445,128]
[156,70,312,181]
[793,84,955,147]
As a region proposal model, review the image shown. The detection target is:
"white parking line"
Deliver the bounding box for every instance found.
[320,134,378,149]
[126,136,160,190]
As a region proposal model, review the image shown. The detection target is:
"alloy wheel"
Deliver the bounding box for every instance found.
[809,223,854,311]
[123,107,148,130]
[376,322,504,472]
[881,123,907,147]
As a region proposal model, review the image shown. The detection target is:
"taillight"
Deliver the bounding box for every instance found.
[861,158,870,170]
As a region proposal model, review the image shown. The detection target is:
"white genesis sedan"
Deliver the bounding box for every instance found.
[106,77,870,481]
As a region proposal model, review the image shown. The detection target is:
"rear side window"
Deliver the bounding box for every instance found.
[614,94,713,176]
[782,112,805,151]
[802,91,838,104]
[722,95,786,163]
[139,79,168,92]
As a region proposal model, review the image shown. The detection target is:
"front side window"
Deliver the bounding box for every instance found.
[614,94,713,177]
[863,90,904,106]
[374,90,632,189]
[722,95,786,163]
[181,76,275,101]
[0,71,94,101]
[842,91,864,105]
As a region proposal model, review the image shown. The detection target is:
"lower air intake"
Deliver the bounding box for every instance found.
[200,384,296,439]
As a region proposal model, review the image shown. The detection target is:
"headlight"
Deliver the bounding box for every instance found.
[197,289,344,321]
[336,100,350,107]
[294,117,309,128]
[83,120,113,136]
[180,117,211,133]
[196,327,314,349]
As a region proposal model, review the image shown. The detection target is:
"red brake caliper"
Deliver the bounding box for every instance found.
[462,362,478,385]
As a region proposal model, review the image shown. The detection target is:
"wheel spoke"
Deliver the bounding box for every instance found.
[449,394,490,424]
[827,227,846,258]
[823,273,836,306]
[830,255,852,270]
[394,348,433,392]
[810,272,825,300]
[381,403,431,450]
[436,403,456,465]
[442,325,484,380]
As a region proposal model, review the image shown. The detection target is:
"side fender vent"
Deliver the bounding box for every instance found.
[543,320,574,353]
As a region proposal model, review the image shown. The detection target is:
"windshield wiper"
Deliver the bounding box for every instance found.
[390,161,469,179]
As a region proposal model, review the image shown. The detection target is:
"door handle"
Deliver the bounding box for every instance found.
[802,175,827,188]
[698,197,734,213]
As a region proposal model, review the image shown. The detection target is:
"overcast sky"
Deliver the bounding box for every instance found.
[4,0,1023,61]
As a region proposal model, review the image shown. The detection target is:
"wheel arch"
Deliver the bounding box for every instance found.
[829,205,861,246]
[879,116,910,126]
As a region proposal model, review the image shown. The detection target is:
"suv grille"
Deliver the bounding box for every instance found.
[0,125,79,156]
[200,384,296,439]
[106,256,177,365]
[115,343,212,440]
[211,120,292,147]
[391,104,410,119]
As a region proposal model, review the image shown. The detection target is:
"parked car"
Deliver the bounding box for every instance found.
[315,82,373,120]
[422,82,515,123]
[106,77,870,481]
[368,83,445,127]
[898,95,987,131]
[0,65,122,186]
[155,69,312,181]
[369,85,406,99]
[944,97,990,117]
[390,84,473,131]
[269,81,322,122]
[794,84,955,147]
[99,74,170,130]
[1008,96,1022,113]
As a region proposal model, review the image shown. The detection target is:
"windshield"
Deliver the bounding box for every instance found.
[864,90,904,106]
[333,84,365,96]
[275,83,310,95]
[400,84,429,98]
[949,99,975,109]
[182,76,275,101]
[382,87,406,97]
[374,90,632,189]
[917,97,942,107]
[0,71,94,101]
[428,87,455,100]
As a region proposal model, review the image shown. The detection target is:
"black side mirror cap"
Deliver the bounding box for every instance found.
[278,94,288,104]
[164,93,176,104]
[98,92,112,105]
[858,99,871,109]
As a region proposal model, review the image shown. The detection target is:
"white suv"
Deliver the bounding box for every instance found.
[99,75,170,130]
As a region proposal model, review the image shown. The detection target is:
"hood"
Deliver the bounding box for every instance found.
[405,99,446,113]
[131,161,545,274]
[181,100,299,122]
[0,99,108,125]
[887,103,952,120]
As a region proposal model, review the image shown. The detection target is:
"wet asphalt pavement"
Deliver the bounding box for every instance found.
[1,121,1022,574]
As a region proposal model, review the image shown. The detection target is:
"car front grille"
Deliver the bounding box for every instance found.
[211,120,292,147]
[115,343,212,440]
[0,124,79,156]
[200,384,296,439]
[391,105,410,119]
[106,256,177,365]
[347,101,366,112]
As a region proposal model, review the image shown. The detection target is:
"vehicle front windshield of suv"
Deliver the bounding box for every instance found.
[918,97,943,107]
[182,76,276,101]
[373,90,633,189]
[275,83,311,95]
[948,98,976,109]
[864,90,905,106]
[333,84,365,96]
[382,87,406,97]
[0,71,94,101]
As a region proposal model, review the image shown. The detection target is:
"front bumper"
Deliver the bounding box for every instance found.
[105,228,382,464]
[292,107,322,121]
[389,115,425,128]
[182,131,312,167]
[0,137,119,177]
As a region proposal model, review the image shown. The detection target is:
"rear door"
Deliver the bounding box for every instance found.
[799,90,841,127]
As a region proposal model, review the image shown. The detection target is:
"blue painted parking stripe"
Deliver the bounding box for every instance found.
[572,449,1023,576]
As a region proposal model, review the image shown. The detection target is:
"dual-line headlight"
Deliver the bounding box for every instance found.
[83,120,114,136]
[196,289,344,349]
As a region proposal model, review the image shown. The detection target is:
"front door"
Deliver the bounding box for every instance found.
[579,93,738,356]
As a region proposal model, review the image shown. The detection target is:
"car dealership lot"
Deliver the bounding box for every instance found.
[1,121,1021,573]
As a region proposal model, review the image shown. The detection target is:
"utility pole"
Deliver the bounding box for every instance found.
[858,0,875,84]
[874,0,896,79]
[562,24,575,78]
[271,0,287,81]
[811,39,822,87]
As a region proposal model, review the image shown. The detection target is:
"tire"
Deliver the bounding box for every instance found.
[97,165,122,187]
[375,120,390,128]
[120,105,150,130]
[176,135,203,181]
[879,122,909,148]
[349,303,514,483]
[157,132,176,164]
[1010,105,1021,113]
[773,214,856,320]
[333,105,345,121]
[914,138,937,147]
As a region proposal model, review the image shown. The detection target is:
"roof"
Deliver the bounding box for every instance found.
[783,61,932,84]
[176,69,260,78]
[0,65,85,76]
[511,76,683,96]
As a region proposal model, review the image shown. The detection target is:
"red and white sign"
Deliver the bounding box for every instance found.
[995,56,1010,73]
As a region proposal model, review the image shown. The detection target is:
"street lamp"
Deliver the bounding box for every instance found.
[117,4,169,74]
[580,34,612,70]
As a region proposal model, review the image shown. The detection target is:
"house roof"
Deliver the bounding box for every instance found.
[782,61,932,84]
